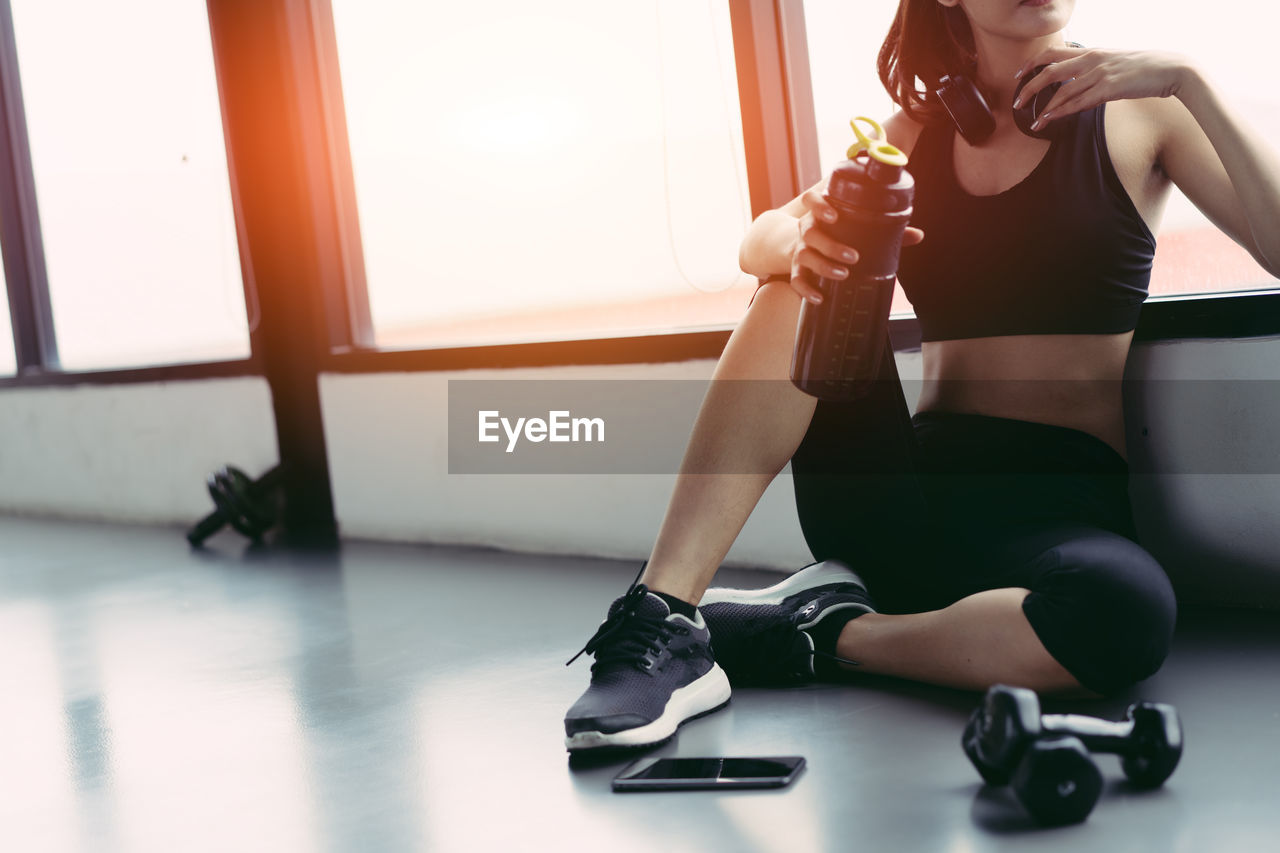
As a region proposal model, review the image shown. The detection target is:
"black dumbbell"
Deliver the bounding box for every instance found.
[964,684,1183,788]
[1041,702,1182,789]
[186,464,283,546]
[963,684,1183,825]
[1008,734,1104,826]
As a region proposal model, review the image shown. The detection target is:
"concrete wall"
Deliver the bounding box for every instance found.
[0,378,277,524]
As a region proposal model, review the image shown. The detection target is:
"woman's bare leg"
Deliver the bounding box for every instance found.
[639,281,816,604]
[833,587,1103,698]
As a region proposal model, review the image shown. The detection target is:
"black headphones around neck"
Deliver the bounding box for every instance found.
[934,41,1084,146]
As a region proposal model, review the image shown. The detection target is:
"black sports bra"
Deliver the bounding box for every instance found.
[895,101,1157,342]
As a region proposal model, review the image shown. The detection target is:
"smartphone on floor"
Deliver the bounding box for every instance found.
[612,756,805,792]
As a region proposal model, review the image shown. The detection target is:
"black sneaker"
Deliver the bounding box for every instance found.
[698,560,875,685]
[563,564,731,752]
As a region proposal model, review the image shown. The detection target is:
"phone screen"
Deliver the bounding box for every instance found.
[612,756,805,791]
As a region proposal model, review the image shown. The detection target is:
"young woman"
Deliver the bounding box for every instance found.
[563,0,1280,753]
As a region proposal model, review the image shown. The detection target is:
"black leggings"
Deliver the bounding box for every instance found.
[788,334,1178,697]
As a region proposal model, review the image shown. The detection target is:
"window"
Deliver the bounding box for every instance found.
[329,0,755,349]
[9,0,247,371]
[802,0,1277,320]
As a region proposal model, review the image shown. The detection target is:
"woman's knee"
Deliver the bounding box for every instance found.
[1024,534,1178,695]
[726,280,806,380]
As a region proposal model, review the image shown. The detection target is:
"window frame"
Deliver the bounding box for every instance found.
[0,0,55,378]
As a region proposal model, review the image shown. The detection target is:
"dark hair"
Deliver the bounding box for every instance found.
[877,1,981,126]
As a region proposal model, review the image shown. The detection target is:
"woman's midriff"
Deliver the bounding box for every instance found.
[914,331,1135,462]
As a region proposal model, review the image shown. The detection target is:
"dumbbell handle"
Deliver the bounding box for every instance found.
[187,509,227,546]
[1042,714,1134,753]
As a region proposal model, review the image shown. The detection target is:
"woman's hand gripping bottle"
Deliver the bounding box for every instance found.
[791,117,914,401]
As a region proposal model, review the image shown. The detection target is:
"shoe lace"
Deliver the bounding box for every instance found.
[812,648,863,668]
[564,561,688,674]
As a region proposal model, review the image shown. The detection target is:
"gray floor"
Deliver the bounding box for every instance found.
[2,515,1278,853]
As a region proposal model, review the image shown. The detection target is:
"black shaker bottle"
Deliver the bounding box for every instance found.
[791,117,914,401]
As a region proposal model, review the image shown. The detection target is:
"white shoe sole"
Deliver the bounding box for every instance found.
[699,560,866,607]
[564,663,732,752]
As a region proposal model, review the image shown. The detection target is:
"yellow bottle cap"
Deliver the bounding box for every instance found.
[846,116,908,167]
